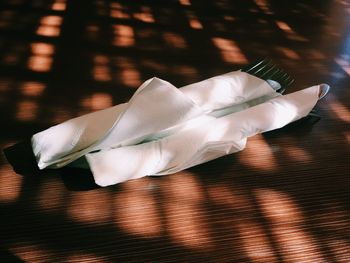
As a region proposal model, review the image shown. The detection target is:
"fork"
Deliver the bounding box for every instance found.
[241,59,320,119]
[241,58,295,94]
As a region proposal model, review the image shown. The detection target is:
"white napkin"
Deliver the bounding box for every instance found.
[85,85,321,186]
[31,71,277,169]
[30,70,327,187]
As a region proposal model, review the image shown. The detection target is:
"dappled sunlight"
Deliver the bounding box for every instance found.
[284,145,313,163]
[162,171,213,250]
[94,54,109,65]
[115,57,141,88]
[51,0,67,11]
[255,189,304,223]
[113,178,163,237]
[27,56,53,72]
[162,172,205,202]
[239,134,278,172]
[67,190,113,224]
[335,57,350,76]
[30,43,55,56]
[164,202,213,250]
[328,97,350,123]
[308,50,326,60]
[275,20,308,42]
[66,253,109,263]
[94,55,109,66]
[119,69,142,87]
[0,164,22,203]
[141,59,168,73]
[314,202,349,234]
[92,55,112,82]
[20,81,46,97]
[112,24,135,47]
[275,20,293,33]
[0,0,349,261]
[163,32,188,49]
[15,100,38,122]
[255,189,325,262]
[237,221,277,262]
[36,16,62,37]
[10,242,55,263]
[133,6,155,24]
[186,11,203,30]
[110,9,130,20]
[276,46,301,60]
[254,0,273,15]
[207,184,250,210]
[27,42,54,72]
[36,26,61,37]
[93,66,112,82]
[327,239,350,262]
[81,93,113,111]
[179,0,191,6]
[110,2,130,19]
[36,178,66,211]
[173,65,199,79]
[274,230,325,263]
[224,15,235,22]
[212,37,248,64]
[40,15,63,27]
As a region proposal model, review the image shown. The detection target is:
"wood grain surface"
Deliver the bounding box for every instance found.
[0,0,349,262]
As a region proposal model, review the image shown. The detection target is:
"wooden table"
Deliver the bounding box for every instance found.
[0,0,349,262]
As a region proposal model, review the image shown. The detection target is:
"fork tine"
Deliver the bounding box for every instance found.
[242,59,269,73]
[286,78,295,87]
[281,75,293,86]
[245,59,273,75]
[253,61,275,77]
[276,72,289,84]
[241,59,295,94]
[267,68,282,79]
[262,67,283,80]
[259,64,278,79]
[240,59,320,119]
[282,74,294,86]
[277,75,294,94]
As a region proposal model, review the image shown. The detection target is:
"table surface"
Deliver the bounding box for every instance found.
[0,0,349,262]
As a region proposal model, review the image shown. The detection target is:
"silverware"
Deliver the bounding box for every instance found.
[242,59,320,119]
[241,58,294,94]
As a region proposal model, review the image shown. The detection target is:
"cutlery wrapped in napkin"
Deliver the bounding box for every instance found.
[83,84,323,186]
[6,70,329,186]
[31,71,279,169]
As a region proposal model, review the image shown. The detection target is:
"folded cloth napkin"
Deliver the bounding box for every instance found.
[31,71,278,169]
[28,70,328,187]
[84,85,322,186]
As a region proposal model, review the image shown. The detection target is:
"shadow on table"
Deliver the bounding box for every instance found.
[3,140,100,191]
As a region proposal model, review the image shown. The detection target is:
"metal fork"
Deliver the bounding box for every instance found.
[241,58,295,94]
[241,59,320,119]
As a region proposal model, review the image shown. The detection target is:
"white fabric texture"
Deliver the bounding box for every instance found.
[30,70,323,187]
[86,85,320,187]
[31,71,276,169]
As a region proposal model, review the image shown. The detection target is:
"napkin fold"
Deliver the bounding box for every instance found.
[28,70,327,187]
